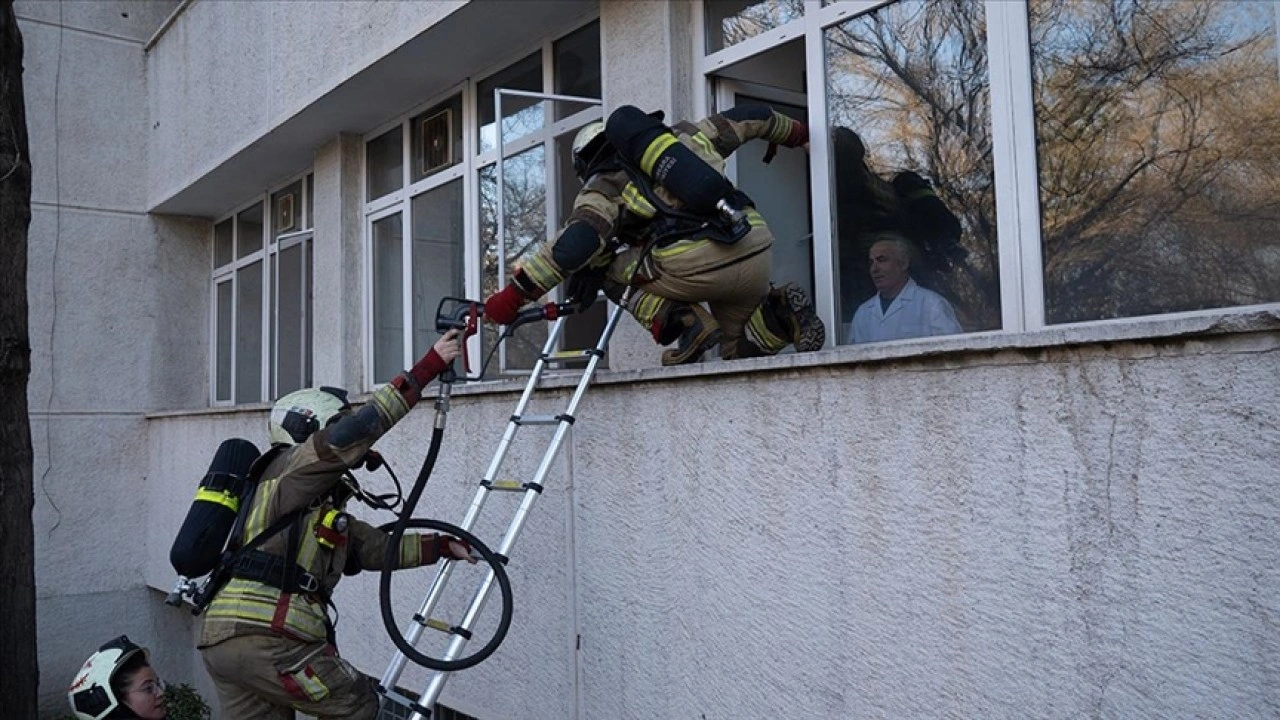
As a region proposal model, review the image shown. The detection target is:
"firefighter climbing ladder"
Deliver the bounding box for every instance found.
[377,88,607,720]
[376,298,626,719]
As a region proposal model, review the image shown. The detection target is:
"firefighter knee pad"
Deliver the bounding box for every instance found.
[605,105,732,215]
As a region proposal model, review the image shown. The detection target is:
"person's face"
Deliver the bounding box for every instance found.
[868,242,910,295]
[121,666,166,719]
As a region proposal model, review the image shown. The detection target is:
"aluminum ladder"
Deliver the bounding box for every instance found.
[377,299,627,720]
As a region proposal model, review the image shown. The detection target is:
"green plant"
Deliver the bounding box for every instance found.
[163,683,212,720]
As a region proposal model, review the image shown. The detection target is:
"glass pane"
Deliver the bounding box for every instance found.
[731,96,813,315]
[554,21,602,119]
[235,261,263,403]
[304,240,313,387]
[272,181,303,237]
[236,203,263,258]
[1030,0,1280,323]
[412,180,466,359]
[214,219,233,268]
[269,253,277,399]
[372,214,404,383]
[305,173,314,230]
[215,280,232,402]
[554,130,607,368]
[367,127,404,201]
[478,52,543,154]
[825,0,998,345]
[411,95,464,184]
[276,242,305,397]
[706,0,805,53]
[479,147,548,371]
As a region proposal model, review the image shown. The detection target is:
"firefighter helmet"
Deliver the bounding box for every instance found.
[67,636,149,720]
[571,121,608,181]
[268,386,351,446]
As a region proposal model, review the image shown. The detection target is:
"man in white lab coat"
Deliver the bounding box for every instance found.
[849,233,962,344]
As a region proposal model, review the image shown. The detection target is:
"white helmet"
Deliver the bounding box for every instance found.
[268,386,350,446]
[68,636,149,720]
[571,121,607,180]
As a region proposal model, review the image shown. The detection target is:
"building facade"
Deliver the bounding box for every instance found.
[19,0,1280,717]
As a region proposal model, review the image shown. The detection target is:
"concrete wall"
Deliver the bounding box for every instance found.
[15,1,215,715]
[141,316,1280,719]
[145,0,465,210]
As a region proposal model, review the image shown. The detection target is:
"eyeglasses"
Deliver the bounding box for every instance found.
[128,677,166,697]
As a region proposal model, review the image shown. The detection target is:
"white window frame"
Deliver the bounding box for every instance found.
[696,0,1280,350]
[362,15,603,387]
[210,173,313,406]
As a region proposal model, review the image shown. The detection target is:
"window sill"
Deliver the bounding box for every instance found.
[443,304,1280,396]
[156,305,1279,419]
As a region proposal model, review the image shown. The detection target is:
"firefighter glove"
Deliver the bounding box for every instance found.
[484,283,527,325]
[432,534,476,564]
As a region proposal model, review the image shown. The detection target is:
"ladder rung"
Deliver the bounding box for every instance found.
[542,348,604,361]
[514,412,565,422]
[415,615,473,640]
[483,479,543,494]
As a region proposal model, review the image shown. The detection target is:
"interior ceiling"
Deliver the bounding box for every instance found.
[152,0,595,217]
[713,37,806,95]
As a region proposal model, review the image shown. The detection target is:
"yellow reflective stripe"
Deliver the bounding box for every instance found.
[399,534,421,567]
[745,304,787,354]
[521,254,561,294]
[371,384,409,425]
[621,184,656,218]
[206,581,329,639]
[746,208,766,228]
[633,293,667,326]
[244,477,277,538]
[295,667,329,699]
[652,238,709,259]
[689,131,717,157]
[195,488,239,512]
[640,133,678,175]
[767,113,794,145]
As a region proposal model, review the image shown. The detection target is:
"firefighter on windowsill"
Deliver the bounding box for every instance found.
[483,103,826,364]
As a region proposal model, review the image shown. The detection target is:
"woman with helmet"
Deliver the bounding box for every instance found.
[68,636,167,719]
[198,330,474,719]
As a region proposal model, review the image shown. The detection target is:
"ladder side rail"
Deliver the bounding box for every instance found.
[408,304,624,711]
[381,315,571,693]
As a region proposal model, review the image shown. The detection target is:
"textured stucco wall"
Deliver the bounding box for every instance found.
[143,324,1280,719]
[597,0,699,372]
[15,1,213,715]
[311,133,365,391]
[145,0,465,210]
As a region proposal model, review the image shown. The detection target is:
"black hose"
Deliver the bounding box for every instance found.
[378,420,514,672]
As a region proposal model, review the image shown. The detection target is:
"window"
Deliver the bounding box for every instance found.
[212,174,313,405]
[364,18,603,385]
[367,127,404,202]
[705,0,805,53]
[1028,0,1280,323]
[698,0,1276,356]
[824,0,997,344]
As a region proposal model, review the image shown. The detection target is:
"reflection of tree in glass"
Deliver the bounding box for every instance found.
[1030,0,1280,322]
[720,0,805,48]
[826,0,1000,330]
[479,148,548,371]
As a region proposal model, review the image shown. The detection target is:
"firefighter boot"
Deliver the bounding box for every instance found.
[656,303,722,366]
[772,283,825,352]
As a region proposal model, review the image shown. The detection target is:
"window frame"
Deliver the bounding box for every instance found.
[210,172,313,406]
[361,15,603,388]
[696,0,1280,351]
